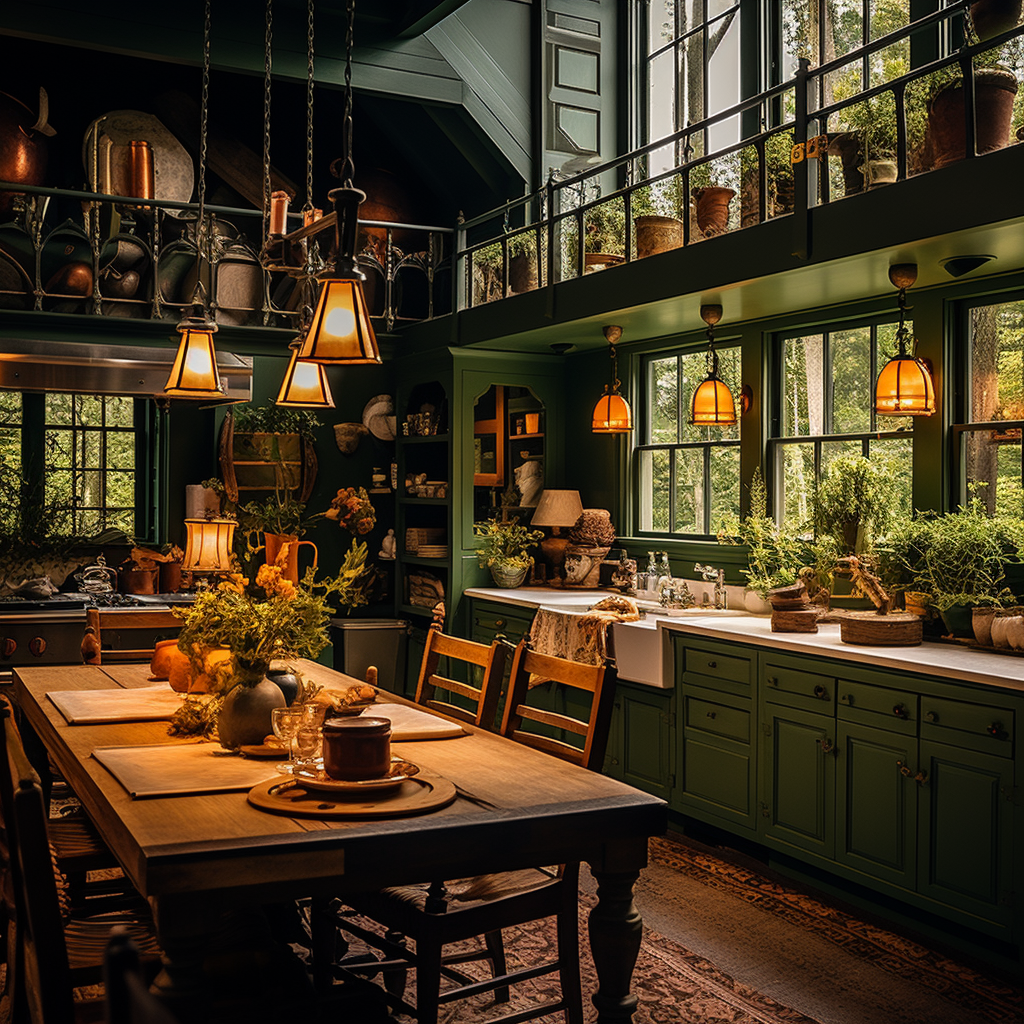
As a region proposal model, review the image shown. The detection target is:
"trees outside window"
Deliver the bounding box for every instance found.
[636,344,741,537]
[772,320,913,535]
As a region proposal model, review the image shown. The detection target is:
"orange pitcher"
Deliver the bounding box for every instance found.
[264,532,318,585]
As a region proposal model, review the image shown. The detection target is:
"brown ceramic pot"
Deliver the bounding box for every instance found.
[925,68,1018,170]
[692,187,736,237]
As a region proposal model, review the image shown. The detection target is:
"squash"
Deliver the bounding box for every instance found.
[166,646,232,693]
[150,639,182,681]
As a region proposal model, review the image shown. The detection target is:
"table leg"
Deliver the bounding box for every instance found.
[588,869,642,1023]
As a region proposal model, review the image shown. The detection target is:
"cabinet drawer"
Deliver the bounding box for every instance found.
[920,694,1015,756]
[762,655,835,712]
[683,692,750,745]
[837,678,918,736]
[471,605,534,642]
[680,640,753,689]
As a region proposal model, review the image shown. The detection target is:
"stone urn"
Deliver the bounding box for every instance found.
[692,187,735,237]
[217,673,287,750]
[634,216,684,258]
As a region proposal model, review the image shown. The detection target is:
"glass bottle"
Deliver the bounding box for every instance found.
[659,551,671,578]
[646,551,657,578]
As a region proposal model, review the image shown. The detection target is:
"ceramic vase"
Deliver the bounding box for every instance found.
[991,613,1012,648]
[634,215,684,259]
[217,675,286,750]
[972,606,997,646]
[1008,615,1024,651]
[692,186,735,237]
[925,68,1018,170]
[264,532,318,586]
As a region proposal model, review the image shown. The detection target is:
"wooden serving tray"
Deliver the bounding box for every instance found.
[247,772,457,819]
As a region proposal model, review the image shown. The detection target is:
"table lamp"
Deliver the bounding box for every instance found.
[182,518,236,585]
[531,490,583,585]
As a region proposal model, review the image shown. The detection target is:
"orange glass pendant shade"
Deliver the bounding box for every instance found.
[690,374,737,425]
[276,344,335,408]
[299,277,380,364]
[874,354,935,416]
[592,390,633,433]
[164,319,223,398]
[182,518,236,573]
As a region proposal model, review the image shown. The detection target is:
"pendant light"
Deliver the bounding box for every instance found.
[592,325,633,433]
[689,304,737,426]
[165,0,223,399]
[299,0,381,365]
[874,263,935,417]
[276,305,335,407]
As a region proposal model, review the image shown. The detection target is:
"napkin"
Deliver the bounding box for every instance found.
[342,703,465,741]
[93,743,281,798]
[47,685,188,725]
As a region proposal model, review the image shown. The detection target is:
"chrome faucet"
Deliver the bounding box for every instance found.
[695,563,728,609]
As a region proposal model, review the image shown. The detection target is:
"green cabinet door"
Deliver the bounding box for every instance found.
[760,704,835,858]
[917,739,1016,935]
[678,683,755,832]
[835,720,917,890]
[617,684,674,801]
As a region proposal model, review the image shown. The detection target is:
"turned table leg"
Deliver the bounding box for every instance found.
[588,869,643,1023]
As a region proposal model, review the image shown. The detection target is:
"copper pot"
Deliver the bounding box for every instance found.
[0,89,52,215]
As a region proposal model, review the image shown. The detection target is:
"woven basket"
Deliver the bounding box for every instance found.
[490,563,529,589]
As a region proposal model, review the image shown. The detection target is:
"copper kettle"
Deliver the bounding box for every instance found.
[0,87,56,215]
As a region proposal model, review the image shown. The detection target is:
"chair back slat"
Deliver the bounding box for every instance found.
[414,623,509,730]
[500,640,617,771]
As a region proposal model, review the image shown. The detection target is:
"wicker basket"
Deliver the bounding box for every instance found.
[490,563,529,589]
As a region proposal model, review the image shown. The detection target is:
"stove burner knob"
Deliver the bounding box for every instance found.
[2,637,15,658]
[29,636,47,657]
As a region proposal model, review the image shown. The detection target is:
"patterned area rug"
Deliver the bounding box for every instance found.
[648,832,1024,1024]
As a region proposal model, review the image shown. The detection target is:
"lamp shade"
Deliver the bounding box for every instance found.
[165,323,223,397]
[276,345,335,408]
[874,354,935,416]
[299,277,381,364]
[182,518,236,573]
[592,391,633,433]
[531,489,584,528]
[689,375,737,426]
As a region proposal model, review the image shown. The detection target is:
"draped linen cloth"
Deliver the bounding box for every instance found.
[528,595,641,668]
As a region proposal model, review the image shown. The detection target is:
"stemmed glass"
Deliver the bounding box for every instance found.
[271,707,304,769]
[293,703,327,773]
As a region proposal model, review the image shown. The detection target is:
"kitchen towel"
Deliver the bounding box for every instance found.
[92,742,280,798]
[48,684,188,725]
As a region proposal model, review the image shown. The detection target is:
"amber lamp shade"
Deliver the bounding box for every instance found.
[592,391,633,433]
[276,345,335,408]
[689,375,737,426]
[183,518,236,574]
[874,354,935,416]
[298,278,380,364]
[165,322,223,398]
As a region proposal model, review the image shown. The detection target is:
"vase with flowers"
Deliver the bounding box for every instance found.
[173,542,374,748]
[324,486,377,535]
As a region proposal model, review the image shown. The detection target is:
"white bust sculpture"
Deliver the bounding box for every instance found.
[379,528,396,560]
[514,461,544,507]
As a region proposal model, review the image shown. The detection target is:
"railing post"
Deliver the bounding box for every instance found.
[792,57,811,261]
[454,211,466,313]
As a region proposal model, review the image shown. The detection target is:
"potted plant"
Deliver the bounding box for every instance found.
[474,515,544,588]
[472,232,539,303]
[582,198,627,272]
[827,94,899,197]
[689,161,736,238]
[812,453,902,555]
[630,170,685,258]
[740,132,795,228]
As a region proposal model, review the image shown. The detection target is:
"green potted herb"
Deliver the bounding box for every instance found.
[812,453,903,555]
[474,515,544,588]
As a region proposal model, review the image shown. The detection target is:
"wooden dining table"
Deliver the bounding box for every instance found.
[12,659,667,1023]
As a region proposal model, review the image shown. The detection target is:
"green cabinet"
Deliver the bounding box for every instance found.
[610,684,674,802]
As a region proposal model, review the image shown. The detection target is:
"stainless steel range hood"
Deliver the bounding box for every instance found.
[0,340,252,402]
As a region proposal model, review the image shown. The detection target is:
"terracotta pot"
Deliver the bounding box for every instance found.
[692,187,735,237]
[1008,615,1024,651]
[970,0,1023,40]
[217,676,286,750]
[634,216,683,258]
[991,611,1013,648]
[159,560,182,594]
[120,567,158,595]
[827,132,866,197]
[264,532,318,586]
[584,252,625,273]
[925,68,1018,170]
[972,605,997,646]
[508,253,538,294]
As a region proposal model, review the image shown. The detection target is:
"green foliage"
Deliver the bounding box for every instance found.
[473,516,545,571]
[237,493,310,538]
[719,469,805,597]
[812,452,902,554]
[232,401,320,442]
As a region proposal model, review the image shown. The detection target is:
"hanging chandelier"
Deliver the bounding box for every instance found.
[874,263,935,417]
[689,304,738,426]
[299,0,381,365]
[592,325,633,433]
[165,0,223,399]
[276,305,335,407]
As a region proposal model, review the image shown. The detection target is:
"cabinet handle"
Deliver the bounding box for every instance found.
[813,684,827,699]
[896,760,928,785]
[766,676,778,686]
[707,660,717,669]
[707,711,717,720]
[495,619,506,628]
[818,738,835,755]
[925,710,938,723]
[892,703,908,719]
[897,759,911,777]
[988,721,1004,738]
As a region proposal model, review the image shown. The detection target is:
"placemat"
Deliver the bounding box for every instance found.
[93,742,280,798]
[344,703,465,741]
[247,772,457,818]
[48,684,188,725]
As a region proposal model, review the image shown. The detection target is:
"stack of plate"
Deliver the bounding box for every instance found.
[415,545,449,559]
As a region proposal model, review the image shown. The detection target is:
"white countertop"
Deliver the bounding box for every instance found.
[464,588,1024,695]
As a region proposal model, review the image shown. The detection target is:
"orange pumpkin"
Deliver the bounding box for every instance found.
[150,639,182,681]
[164,646,232,693]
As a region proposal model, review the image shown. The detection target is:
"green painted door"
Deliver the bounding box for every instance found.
[678,683,756,832]
[835,720,917,890]
[619,686,674,801]
[916,738,1016,935]
[760,704,835,858]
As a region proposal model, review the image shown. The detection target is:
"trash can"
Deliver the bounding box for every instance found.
[329,618,409,694]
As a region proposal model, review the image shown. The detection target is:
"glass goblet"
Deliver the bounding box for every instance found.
[293,725,320,772]
[271,707,303,766]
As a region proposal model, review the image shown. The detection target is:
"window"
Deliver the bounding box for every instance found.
[636,345,741,537]
[0,392,146,541]
[772,320,913,534]
[955,296,1024,515]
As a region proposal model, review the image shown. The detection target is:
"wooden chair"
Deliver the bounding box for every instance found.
[0,699,161,1024]
[104,927,179,1024]
[81,607,182,666]
[329,638,617,1024]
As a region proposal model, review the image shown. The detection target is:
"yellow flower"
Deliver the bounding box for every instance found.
[217,573,248,595]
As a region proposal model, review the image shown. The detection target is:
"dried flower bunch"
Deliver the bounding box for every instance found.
[174,541,374,690]
[325,486,377,536]
[568,509,615,548]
